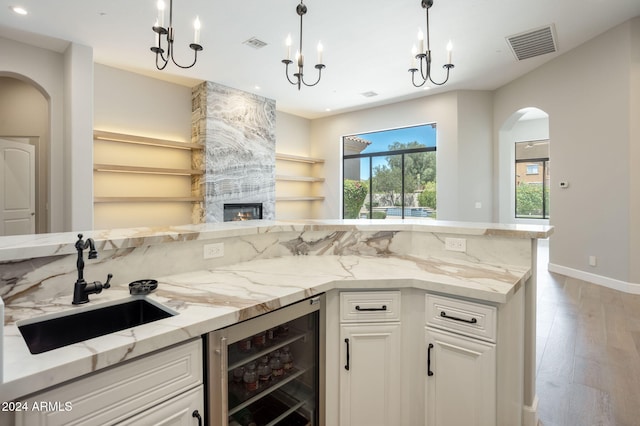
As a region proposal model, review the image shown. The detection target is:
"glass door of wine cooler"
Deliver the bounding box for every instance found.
[207,295,323,426]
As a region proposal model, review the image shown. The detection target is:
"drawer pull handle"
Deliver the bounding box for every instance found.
[427,343,434,376]
[440,311,477,324]
[355,305,387,312]
[344,338,350,371]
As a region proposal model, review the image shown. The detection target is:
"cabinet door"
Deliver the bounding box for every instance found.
[340,323,401,426]
[118,385,204,426]
[424,328,496,426]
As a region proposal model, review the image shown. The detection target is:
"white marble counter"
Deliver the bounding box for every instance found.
[1,253,530,402]
[0,219,552,403]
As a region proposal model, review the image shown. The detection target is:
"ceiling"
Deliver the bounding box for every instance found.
[1,0,639,119]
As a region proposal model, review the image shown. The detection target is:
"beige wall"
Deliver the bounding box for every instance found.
[494,17,640,289]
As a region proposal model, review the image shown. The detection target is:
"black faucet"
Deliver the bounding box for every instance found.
[72,233,113,305]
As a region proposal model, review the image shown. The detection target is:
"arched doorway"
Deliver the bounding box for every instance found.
[498,107,550,225]
[0,75,50,234]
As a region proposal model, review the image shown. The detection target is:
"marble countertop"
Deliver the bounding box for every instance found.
[0,252,531,402]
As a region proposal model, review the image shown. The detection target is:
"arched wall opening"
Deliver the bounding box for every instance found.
[498,107,550,225]
[0,73,50,234]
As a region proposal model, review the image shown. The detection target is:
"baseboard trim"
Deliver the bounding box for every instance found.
[548,263,640,294]
[522,395,539,426]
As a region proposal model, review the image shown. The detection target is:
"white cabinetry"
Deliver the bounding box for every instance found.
[424,328,496,426]
[338,291,402,426]
[424,294,497,426]
[15,339,204,426]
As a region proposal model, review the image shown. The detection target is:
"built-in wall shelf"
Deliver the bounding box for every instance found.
[276,175,325,183]
[93,130,203,229]
[276,196,325,202]
[94,164,204,176]
[275,153,324,164]
[275,152,325,217]
[94,130,203,151]
[94,196,203,203]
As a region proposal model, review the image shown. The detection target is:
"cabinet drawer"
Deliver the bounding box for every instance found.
[425,294,497,342]
[16,338,203,426]
[340,291,401,322]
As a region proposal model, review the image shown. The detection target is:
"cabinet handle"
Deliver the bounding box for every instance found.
[440,311,477,324]
[355,304,387,311]
[192,410,202,426]
[344,338,350,371]
[427,343,434,377]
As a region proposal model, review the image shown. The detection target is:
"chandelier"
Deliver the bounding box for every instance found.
[282,1,326,90]
[151,0,203,70]
[409,0,454,87]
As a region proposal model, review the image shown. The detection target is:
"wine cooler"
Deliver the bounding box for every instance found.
[207,294,324,426]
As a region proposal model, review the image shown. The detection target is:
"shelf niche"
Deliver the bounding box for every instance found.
[93,130,204,229]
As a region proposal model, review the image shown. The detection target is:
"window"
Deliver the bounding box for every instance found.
[515,140,549,219]
[526,164,539,175]
[343,124,436,220]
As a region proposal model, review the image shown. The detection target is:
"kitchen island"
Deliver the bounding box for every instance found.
[0,220,552,425]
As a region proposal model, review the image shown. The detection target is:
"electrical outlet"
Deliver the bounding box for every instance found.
[204,242,224,259]
[445,237,466,252]
[589,255,597,267]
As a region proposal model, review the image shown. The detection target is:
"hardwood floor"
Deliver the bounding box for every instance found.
[536,241,640,426]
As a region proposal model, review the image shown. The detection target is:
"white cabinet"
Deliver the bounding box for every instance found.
[338,291,402,426]
[15,338,204,426]
[118,386,204,426]
[340,323,402,426]
[424,327,496,426]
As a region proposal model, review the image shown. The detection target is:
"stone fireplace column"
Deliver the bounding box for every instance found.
[192,82,276,222]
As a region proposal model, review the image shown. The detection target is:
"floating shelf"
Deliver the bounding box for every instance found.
[94,196,203,203]
[275,153,324,164]
[94,164,204,176]
[276,175,325,183]
[276,196,325,202]
[94,130,203,151]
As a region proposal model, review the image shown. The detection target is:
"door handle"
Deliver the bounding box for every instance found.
[427,343,434,376]
[344,338,350,371]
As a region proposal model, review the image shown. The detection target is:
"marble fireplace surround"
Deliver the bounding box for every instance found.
[192,82,276,223]
[0,219,552,415]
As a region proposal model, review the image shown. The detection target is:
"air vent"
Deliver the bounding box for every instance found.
[506,24,557,61]
[360,91,378,98]
[243,37,268,49]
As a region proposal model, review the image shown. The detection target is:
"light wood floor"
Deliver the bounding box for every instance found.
[536,241,640,426]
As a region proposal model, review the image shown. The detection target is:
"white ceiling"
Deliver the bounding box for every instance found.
[1,0,639,119]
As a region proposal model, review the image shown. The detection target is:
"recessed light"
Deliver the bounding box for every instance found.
[325,108,332,112]
[254,85,261,90]
[11,6,28,15]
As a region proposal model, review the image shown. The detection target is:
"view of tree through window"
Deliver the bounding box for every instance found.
[343,124,436,220]
[515,140,550,219]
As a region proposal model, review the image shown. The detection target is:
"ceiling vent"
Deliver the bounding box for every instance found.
[506,24,557,61]
[243,37,268,49]
[360,91,379,98]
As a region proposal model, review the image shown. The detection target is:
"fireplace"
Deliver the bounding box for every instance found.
[223,203,263,222]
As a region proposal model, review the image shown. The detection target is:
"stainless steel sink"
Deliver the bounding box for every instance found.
[18,298,176,354]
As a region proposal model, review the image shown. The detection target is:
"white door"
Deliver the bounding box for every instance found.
[0,139,35,236]
[425,327,496,426]
[340,323,402,426]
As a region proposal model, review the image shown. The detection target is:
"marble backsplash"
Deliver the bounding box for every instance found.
[0,225,533,314]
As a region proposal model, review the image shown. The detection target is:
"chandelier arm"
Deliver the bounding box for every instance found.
[282,61,301,86]
[301,65,324,87]
[427,65,452,86]
[170,48,200,69]
[410,70,428,88]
